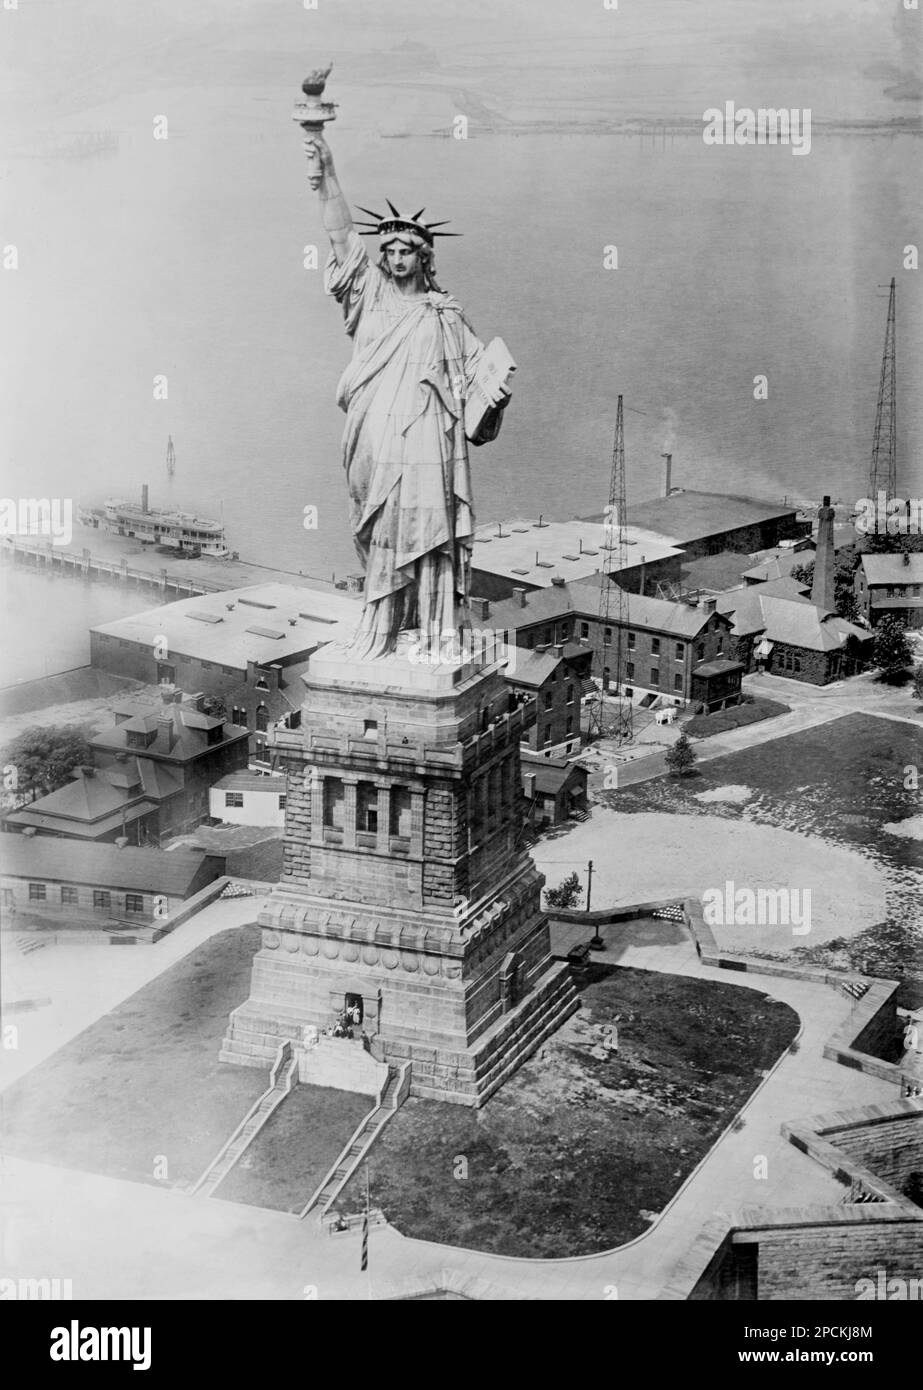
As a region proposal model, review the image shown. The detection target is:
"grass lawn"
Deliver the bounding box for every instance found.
[214,1083,371,1213]
[335,965,798,1258]
[0,926,270,1189]
[603,713,923,1004]
[685,696,789,738]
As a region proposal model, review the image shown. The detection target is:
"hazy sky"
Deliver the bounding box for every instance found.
[1,0,919,128]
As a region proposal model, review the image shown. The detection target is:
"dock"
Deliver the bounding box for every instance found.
[1,522,345,604]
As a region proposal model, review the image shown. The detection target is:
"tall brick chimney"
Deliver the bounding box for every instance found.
[811,495,836,612]
[141,483,149,514]
[662,453,673,498]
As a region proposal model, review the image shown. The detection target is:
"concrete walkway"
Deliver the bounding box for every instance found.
[588,668,921,791]
[0,912,898,1301]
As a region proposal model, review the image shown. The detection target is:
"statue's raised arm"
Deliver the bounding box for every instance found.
[294,65,354,265]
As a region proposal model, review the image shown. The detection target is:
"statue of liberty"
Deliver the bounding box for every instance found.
[300,78,511,660]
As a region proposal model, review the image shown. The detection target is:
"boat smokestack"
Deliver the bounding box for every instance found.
[141,483,149,514]
[661,453,672,498]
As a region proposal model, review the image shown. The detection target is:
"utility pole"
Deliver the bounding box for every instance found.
[586,859,593,912]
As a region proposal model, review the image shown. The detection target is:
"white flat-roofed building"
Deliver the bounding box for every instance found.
[90,583,361,759]
[470,517,684,601]
[210,770,288,827]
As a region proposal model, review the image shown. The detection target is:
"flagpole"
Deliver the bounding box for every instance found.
[364,1161,371,1301]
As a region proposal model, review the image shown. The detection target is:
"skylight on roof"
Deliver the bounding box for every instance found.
[238,599,277,610]
[187,611,223,624]
[245,625,285,639]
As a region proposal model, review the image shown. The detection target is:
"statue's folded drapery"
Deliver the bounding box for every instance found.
[324,232,486,658]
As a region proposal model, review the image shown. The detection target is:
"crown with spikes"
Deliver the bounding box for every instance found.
[354,200,460,247]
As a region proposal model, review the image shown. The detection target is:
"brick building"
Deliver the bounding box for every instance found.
[90,583,359,760]
[717,586,873,685]
[581,489,809,561]
[485,581,740,710]
[503,642,593,757]
[4,690,249,844]
[855,552,923,629]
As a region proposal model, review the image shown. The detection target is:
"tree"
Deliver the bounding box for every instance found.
[1,726,93,804]
[665,731,698,777]
[873,616,913,683]
[545,871,584,910]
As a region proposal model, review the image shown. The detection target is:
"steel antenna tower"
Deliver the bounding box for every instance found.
[589,395,633,746]
[868,277,897,500]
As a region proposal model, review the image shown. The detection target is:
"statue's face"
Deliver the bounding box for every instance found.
[384,239,423,282]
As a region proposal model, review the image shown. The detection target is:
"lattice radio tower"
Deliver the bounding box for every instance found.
[588,394,633,745]
[868,276,897,500]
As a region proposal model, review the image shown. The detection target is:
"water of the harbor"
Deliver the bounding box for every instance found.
[1,0,921,685]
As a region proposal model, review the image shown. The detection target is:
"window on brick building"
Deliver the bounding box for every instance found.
[225,792,244,808]
[323,778,345,830]
[716,633,724,653]
[232,706,246,726]
[125,894,144,913]
[61,885,78,905]
[794,655,802,673]
[544,690,553,710]
[157,663,175,684]
[651,667,660,684]
[357,781,378,834]
[696,642,705,660]
[566,715,573,734]
[566,683,574,703]
[28,882,46,902]
[675,643,684,660]
[389,785,412,838]
[580,621,589,639]
[543,725,552,746]
[626,662,634,679]
[627,632,636,650]
[93,890,110,910]
[278,795,287,810]
[604,626,612,641]
[651,638,661,655]
[363,719,378,740]
[255,704,269,733]
[674,673,683,691]
[559,623,570,639]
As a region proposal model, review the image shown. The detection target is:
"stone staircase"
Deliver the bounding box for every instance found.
[220,1003,310,1069]
[191,1040,297,1198]
[300,1062,410,1218]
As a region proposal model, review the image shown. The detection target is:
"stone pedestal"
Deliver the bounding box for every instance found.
[221,632,578,1105]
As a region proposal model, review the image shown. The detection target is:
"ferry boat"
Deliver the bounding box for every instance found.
[77,485,230,558]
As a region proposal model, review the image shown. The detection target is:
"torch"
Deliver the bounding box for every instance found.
[293,63,337,189]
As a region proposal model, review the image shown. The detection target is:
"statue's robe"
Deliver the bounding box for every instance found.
[325,231,492,658]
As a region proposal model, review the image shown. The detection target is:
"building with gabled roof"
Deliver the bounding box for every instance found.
[855,552,923,629]
[0,837,224,933]
[717,587,872,684]
[4,690,249,843]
